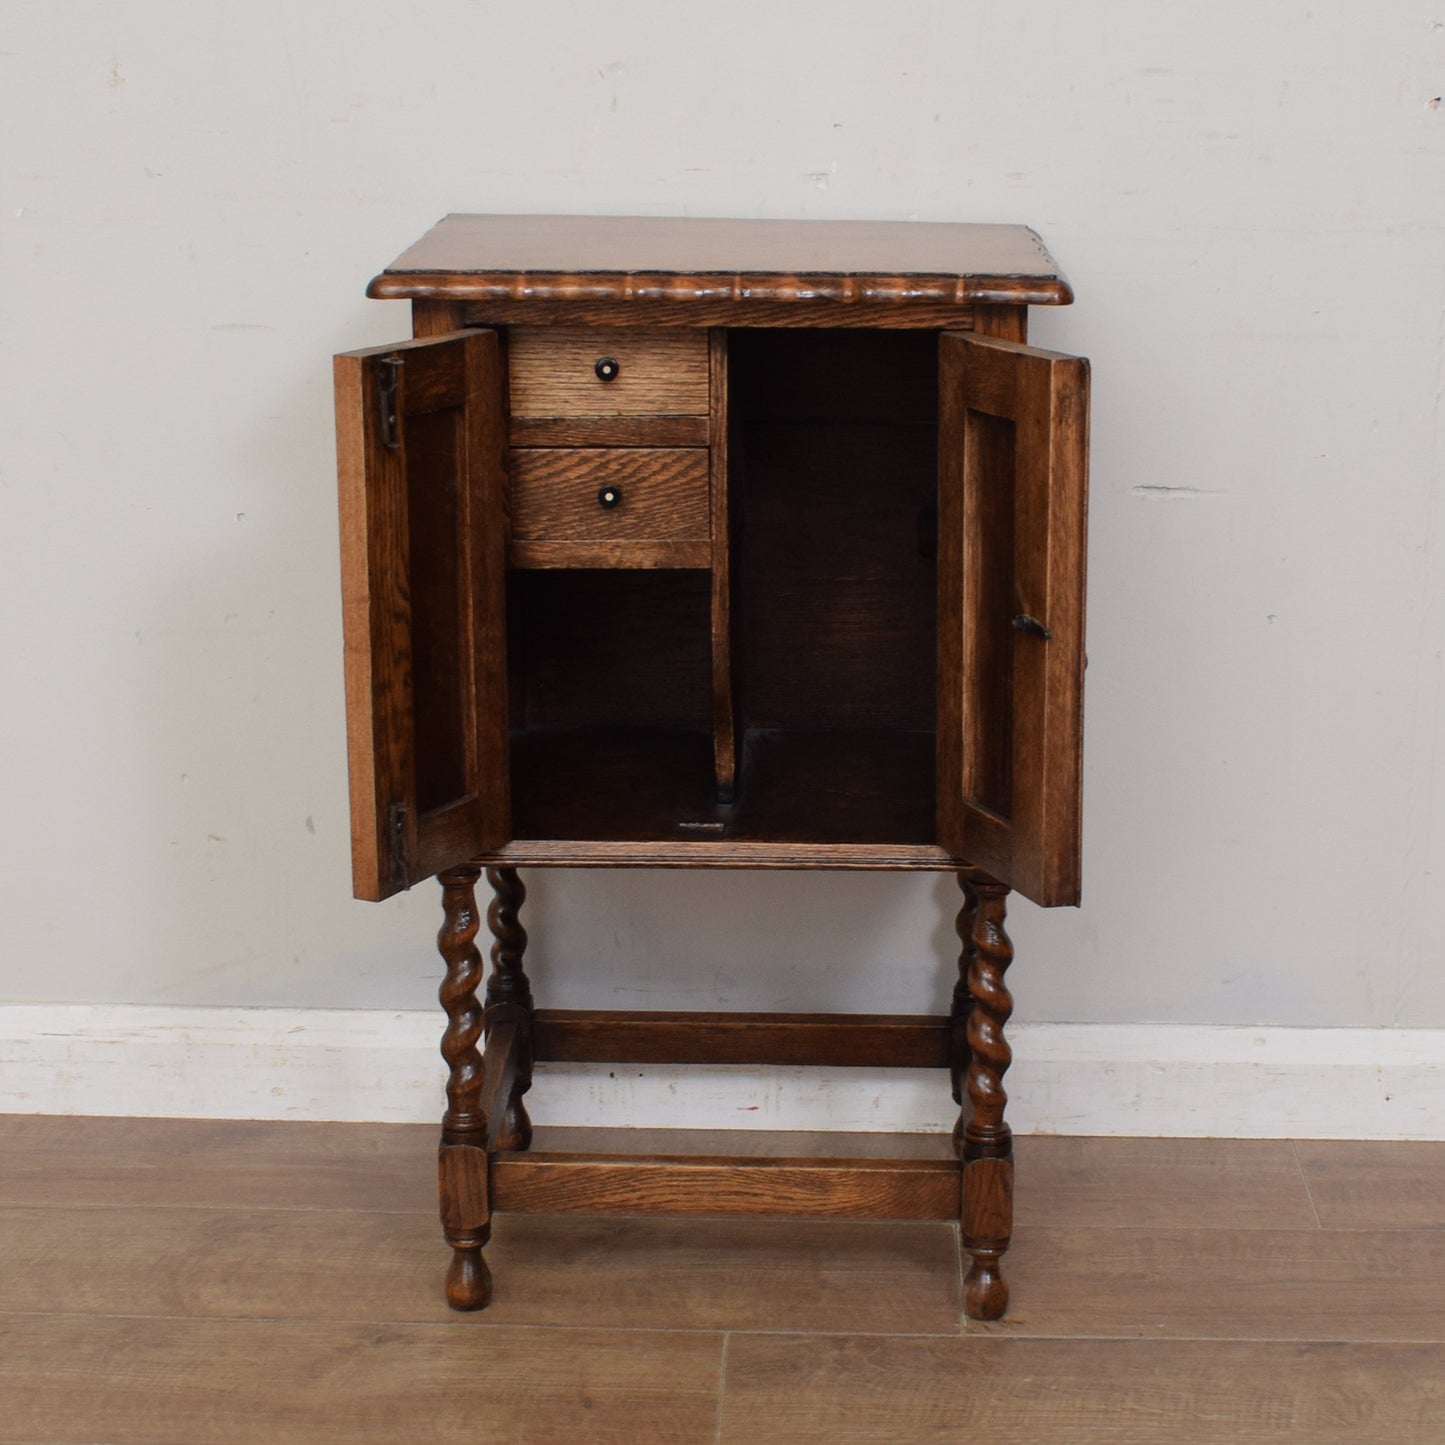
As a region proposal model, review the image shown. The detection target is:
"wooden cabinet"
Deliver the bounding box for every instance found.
[333,214,1089,1319]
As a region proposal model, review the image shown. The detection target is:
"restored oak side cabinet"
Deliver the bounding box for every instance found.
[332,215,1089,1321]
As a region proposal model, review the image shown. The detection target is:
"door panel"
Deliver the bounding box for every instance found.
[938,332,1089,907]
[334,329,509,900]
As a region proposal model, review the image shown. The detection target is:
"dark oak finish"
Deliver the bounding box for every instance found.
[708,327,735,800]
[938,333,1089,907]
[482,866,534,1152]
[332,215,1090,1326]
[508,447,710,545]
[507,538,711,570]
[959,869,1015,1320]
[949,873,979,1153]
[466,297,986,329]
[370,214,1074,307]
[474,838,963,868]
[531,1010,953,1068]
[491,1151,962,1220]
[334,329,510,901]
[508,414,709,447]
[508,325,709,416]
[436,863,491,1309]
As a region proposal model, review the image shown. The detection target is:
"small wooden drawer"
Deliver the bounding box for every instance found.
[508,328,709,417]
[509,448,711,569]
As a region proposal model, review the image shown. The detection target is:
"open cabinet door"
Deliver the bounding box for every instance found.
[937,332,1089,907]
[334,329,509,901]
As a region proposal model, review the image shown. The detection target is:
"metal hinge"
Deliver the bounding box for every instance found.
[375,356,403,450]
[387,801,409,890]
[1011,613,1051,641]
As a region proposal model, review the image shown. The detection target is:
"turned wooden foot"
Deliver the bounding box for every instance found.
[445,1244,493,1311]
[484,867,535,1152]
[957,869,1015,1322]
[963,1248,1009,1320]
[437,864,494,1310]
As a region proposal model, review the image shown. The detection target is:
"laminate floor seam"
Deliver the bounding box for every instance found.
[0,1201,1375,1229]
[2,1196,1421,1231]
[5,1308,1438,1347]
[713,1331,731,1445]
[0,1308,977,1339]
[1289,1138,1325,1227]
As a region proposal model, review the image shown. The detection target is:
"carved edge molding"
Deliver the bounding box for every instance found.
[367,270,1075,307]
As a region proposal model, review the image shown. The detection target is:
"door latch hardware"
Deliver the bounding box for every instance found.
[375,356,403,450]
[1011,614,1051,641]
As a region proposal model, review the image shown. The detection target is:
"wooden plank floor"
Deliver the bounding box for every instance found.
[2,1118,1443,1442]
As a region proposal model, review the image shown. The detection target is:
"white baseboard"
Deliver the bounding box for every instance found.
[1,1005,1441,1139]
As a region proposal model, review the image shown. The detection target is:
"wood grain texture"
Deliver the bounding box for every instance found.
[1017,1136,1321,1231]
[505,725,938,848]
[1294,1140,1445,1230]
[482,866,534,1153]
[370,214,1074,306]
[530,1010,953,1068]
[719,1336,1445,1444]
[971,303,1030,343]
[0,1315,724,1445]
[733,381,938,732]
[508,414,709,447]
[949,875,979,1148]
[491,1152,961,1220]
[0,1114,437,1212]
[476,1016,522,1157]
[507,538,711,569]
[385,271,1066,309]
[508,447,710,540]
[937,332,1089,908]
[0,1203,457,1321]
[334,328,509,900]
[483,1213,962,1333]
[465,298,984,329]
[959,874,1015,1319]
[435,864,490,1307]
[991,1225,1445,1341]
[473,838,964,868]
[709,326,735,799]
[507,326,708,416]
[523,1126,958,1160]
[510,569,712,728]
[7,1121,1445,1444]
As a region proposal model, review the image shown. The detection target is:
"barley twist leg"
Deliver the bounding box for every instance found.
[437,864,492,1310]
[960,869,1015,1322]
[484,866,534,1152]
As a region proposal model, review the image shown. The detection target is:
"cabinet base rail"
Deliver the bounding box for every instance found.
[531,1008,956,1069]
[491,1151,961,1219]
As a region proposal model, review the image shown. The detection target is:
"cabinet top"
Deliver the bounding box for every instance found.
[367,214,1073,309]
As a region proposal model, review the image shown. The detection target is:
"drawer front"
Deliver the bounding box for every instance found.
[510,448,710,541]
[508,328,709,417]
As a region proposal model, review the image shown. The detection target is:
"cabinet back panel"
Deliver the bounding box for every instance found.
[732,332,938,734]
[731,328,939,425]
[509,570,712,730]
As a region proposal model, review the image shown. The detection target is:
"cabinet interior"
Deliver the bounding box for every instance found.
[505,328,940,847]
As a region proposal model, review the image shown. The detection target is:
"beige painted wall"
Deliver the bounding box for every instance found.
[2,1,1443,1030]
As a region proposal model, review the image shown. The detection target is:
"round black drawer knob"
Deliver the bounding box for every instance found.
[597,485,622,509]
[594,356,620,382]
